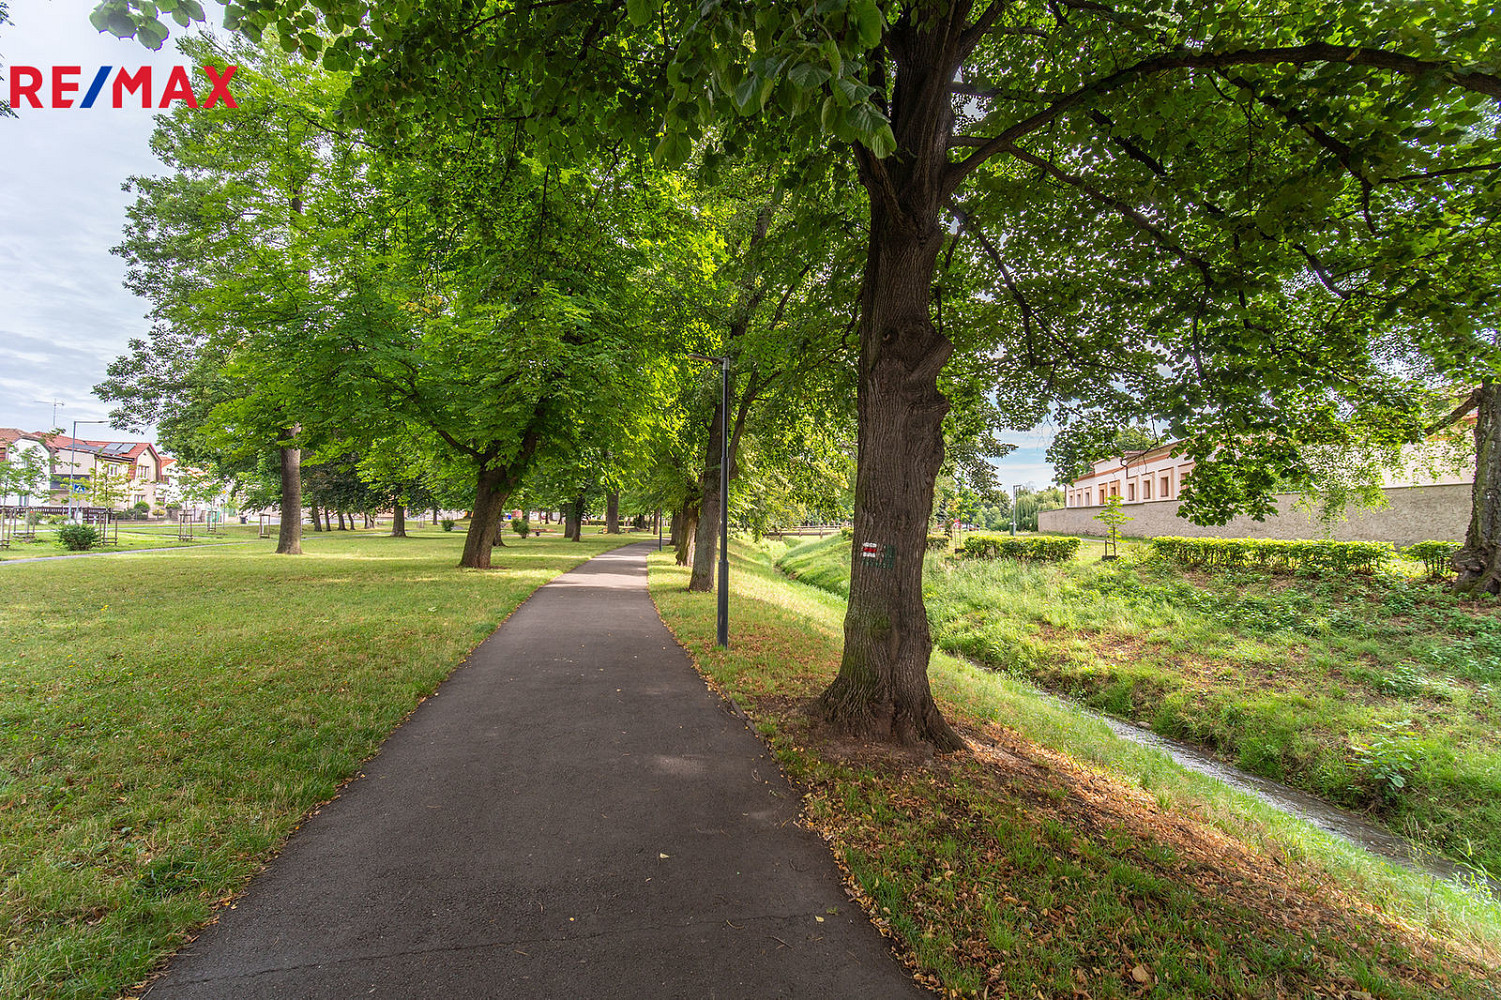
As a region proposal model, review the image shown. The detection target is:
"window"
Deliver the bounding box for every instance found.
[1127,482,1136,501]
[1143,478,1152,500]
[1161,475,1171,497]
[1085,490,1092,505]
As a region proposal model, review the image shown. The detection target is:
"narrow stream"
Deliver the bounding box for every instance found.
[1069,698,1500,898]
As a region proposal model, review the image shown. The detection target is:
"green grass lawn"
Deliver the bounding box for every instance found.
[0,523,274,561]
[0,528,636,1000]
[777,534,1501,878]
[651,540,1501,998]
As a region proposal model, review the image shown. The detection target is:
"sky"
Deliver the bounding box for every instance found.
[0,2,1062,485]
[0,0,200,438]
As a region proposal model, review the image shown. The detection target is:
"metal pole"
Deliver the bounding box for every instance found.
[717,357,730,650]
[1011,485,1018,536]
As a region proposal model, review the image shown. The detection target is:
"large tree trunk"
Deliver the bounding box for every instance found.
[310,502,322,532]
[391,504,406,538]
[1455,382,1501,594]
[460,468,510,569]
[816,17,964,749]
[689,405,727,592]
[276,426,302,555]
[564,502,580,541]
[606,491,621,533]
[675,500,699,567]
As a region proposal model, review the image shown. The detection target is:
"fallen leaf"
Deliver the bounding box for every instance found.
[1131,964,1152,984]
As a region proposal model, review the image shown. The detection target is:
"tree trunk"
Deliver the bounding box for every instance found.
[668,509,680,546]
[570,494,586,541]
[689,398,728,592]
[323,509,332,532]
[337,510,347,531]
[606,491,621,533]
[675,500,699,567]
[492,507,509,547]
[391,504,406,538]
[1455,382,1501,594]
[816,22,966,748]
[460,468,510,569]
[310,502,322,532]
[276,427,302,555]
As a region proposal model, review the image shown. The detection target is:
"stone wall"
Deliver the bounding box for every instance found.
[1038,484,1472,548]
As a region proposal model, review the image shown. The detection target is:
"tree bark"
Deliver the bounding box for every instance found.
[323,509,332,532]
[391,503,406,537]
[689,395,727,592]
[816,14,966,749]
[570,494,586,541]
[1455,382,1501,594]
[460,468,510,569]
[606,491,621,533]
[564,502,580,541]
[276,426,302,555]
[310,502,322,532]
[675,500,699,567]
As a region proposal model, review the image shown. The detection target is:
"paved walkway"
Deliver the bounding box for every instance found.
[143,543,925,998]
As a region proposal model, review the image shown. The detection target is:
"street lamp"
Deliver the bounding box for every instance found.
[69,419,107,520]
[1011,484,1021,536]
[688,352,730,650]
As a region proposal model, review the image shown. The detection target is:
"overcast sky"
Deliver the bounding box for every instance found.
[0,0,201,437]
[0,2,1060,483]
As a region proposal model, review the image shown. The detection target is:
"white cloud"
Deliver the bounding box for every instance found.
[0,0,219,434]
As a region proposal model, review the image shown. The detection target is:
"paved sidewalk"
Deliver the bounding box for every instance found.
[143,542,926,998]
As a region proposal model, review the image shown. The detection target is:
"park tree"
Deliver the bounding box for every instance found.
[98,38,362,556]
[0,445,49,505]
[101,1,1501,748]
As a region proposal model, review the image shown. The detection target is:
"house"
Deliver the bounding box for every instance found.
[13,433,169,508]
[0,429,52,505]
[1043,428,1476,547]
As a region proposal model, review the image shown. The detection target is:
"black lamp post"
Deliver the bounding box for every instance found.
[688,353,730,649]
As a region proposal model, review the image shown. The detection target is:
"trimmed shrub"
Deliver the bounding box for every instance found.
[926,534,951,552]
[1403,540,1460,578]
[962,534,1081,562]
[510,516,531,539]
[1149,536,1393,575]
[440,518,456,532]
[57,524,100,551]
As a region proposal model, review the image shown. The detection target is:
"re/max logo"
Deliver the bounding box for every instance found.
[8,65,238,110]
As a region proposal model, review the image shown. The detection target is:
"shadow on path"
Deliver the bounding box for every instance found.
[143,542,925,999]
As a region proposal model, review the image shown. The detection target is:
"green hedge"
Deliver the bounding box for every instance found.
[1149,536,1393,575]
[961,534,1081,562]
[927,534,952,551]
[1403,539,1460,577]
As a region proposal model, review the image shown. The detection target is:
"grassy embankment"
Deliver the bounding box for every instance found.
[651,540,1501,999]
[777,534,1501,878]
[0,527,636,1000]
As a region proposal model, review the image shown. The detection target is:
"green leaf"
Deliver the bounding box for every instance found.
[135,17,170,48]
[787,62,831,90]
[178,0,205,19]
[106,10,138,37]
[626,0,654,28]
[852,0,883,48]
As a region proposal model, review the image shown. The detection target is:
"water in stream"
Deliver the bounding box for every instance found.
[1073,701,1500,898]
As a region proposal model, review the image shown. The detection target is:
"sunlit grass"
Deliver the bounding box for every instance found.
[778,535,1501,877]
[0,529,636,1000]
[651,540,1501,998]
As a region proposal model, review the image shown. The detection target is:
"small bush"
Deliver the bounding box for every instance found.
[1149,536,1392,575]
[961,534,1080,562]
[840,526,853,539]
[132,501,150,514]
[510,517,530,538]
[56,524,100,551]
[926,534,951,552]
[1403,539,1459,578]
[440,518,456,532]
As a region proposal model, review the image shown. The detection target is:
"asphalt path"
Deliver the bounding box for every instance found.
[142,541,926,999]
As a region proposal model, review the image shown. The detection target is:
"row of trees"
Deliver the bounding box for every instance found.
[93,0,1501,749]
